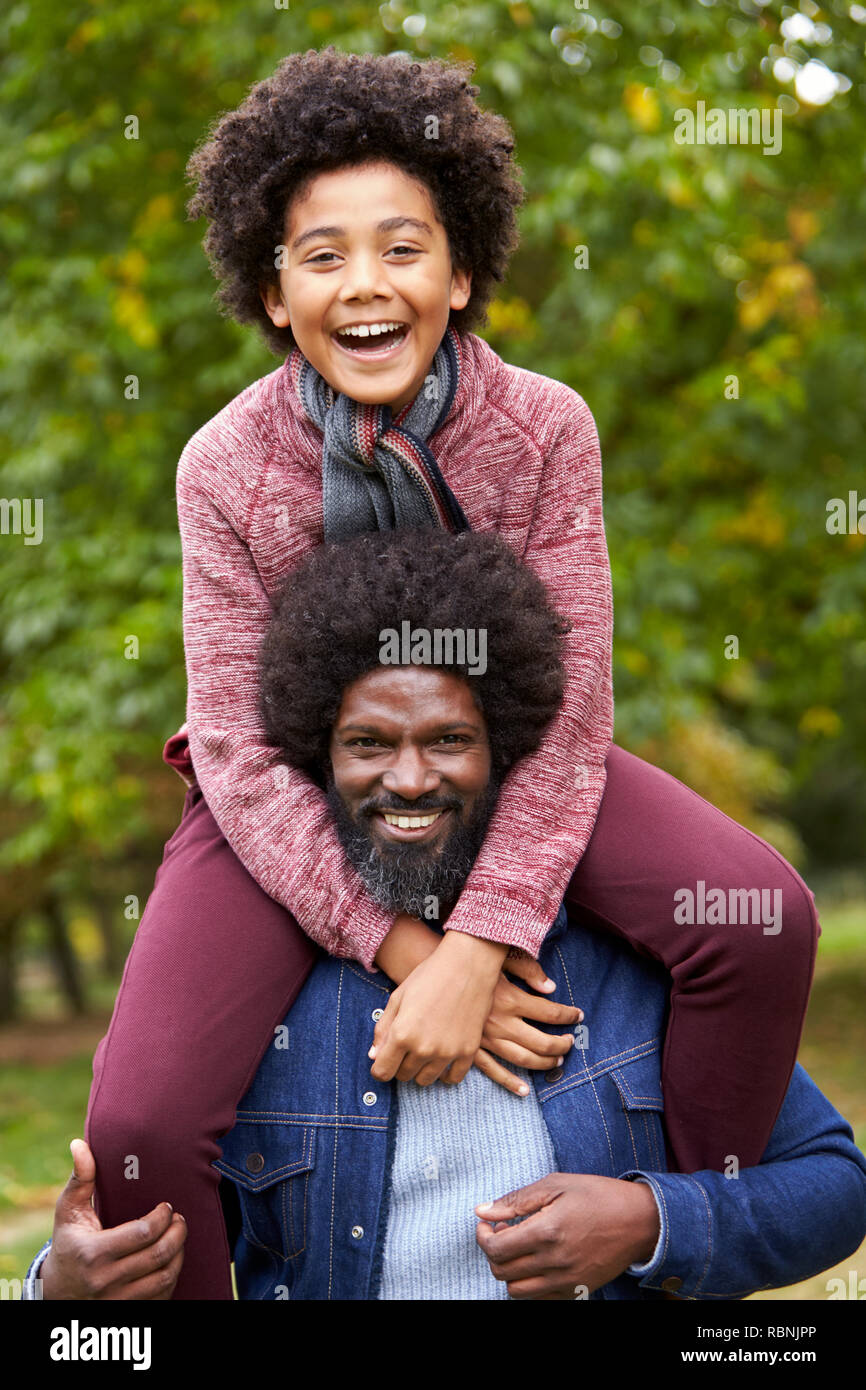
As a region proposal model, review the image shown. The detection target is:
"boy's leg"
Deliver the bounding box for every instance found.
[565,744,820,1174]
[85,786,319,1299]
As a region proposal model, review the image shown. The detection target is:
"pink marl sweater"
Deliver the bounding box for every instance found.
[171,330,613,969]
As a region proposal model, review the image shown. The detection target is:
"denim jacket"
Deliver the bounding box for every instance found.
[25,905,866,1300]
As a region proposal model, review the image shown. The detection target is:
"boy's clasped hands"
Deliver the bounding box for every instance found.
[370,913,582,1095]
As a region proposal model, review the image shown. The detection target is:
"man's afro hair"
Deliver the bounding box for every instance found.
[259,529,569,783]
[185,47,524,356]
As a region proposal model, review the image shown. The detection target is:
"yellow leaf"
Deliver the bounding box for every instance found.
[509,3,533,24]
[787,208,820,246]
[715,490,786,548]
[112,288,159,349]
[798,706,841,737]
[135,195,176,236]
[485,297,537,342]
[116,247,148,284]
[659,172,698,209]
[620,648,650,675]
[623,84,661,132]
[66,18,104,51]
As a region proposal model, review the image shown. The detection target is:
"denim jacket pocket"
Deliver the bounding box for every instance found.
[606,1052,667,1175]
[214,1122,317,1263]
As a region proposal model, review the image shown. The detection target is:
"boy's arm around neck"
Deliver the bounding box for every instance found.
[443,387,614,956]
[176,437,395,968]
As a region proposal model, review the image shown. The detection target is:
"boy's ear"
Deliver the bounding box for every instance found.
[260,281,291,329]
[449,267,472,312]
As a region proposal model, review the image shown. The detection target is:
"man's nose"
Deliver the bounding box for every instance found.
[381,748,441,801]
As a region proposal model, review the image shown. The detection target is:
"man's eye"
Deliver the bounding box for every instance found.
[349,737,382,748]
[437,735,468,745]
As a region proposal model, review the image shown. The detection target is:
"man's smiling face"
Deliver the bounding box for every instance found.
[259,161,471,411]
[327,666,496,918]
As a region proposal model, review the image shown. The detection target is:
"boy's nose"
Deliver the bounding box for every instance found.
[338,252,392,303]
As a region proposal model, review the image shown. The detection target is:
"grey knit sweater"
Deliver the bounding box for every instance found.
[379,1067,556,1300]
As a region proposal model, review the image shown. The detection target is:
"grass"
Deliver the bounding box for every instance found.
[2,896,865,1299]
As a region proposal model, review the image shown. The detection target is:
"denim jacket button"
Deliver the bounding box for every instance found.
[661,1276,683,1293]
[351,1226,364,1240]
[545,1065,564,1083]
[371,1009,384,1022]
[363,1091,377,1106]
[245,1152,265,1174]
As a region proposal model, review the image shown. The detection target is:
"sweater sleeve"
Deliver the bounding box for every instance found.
[440,393,613,956]
[176,442,395,969]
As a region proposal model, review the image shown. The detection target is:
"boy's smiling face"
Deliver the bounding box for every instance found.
[259,161,471,411]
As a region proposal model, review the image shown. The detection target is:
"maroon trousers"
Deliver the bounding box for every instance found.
[85,744,819,1299]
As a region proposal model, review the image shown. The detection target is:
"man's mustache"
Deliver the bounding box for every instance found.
[358,792,464,817]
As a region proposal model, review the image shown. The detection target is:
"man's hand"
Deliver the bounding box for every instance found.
[369,929,508,1086]
[475,1172,660,1299]
[40,1139,187,1300]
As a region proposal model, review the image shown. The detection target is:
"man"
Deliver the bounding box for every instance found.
[27,531,866,1300]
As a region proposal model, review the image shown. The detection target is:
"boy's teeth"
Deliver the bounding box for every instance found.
[382,811,441,829]
[337,321,404,338]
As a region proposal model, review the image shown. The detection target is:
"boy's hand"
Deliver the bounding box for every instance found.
[471,952,582,1090]
[369,931,507,1085]
[372,924,583,1096]
[40,1139,187,1300]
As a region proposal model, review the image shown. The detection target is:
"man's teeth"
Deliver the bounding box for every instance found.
[336,321,404,339]
[382,812,441,829]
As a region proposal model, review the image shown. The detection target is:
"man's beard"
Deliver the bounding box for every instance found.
[326,774,502,923]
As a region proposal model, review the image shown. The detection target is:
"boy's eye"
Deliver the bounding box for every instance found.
[306,251,339,264]
[388,244,420,257]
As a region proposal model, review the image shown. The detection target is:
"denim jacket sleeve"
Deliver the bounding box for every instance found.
[619,1062,866,1299]
[21,1239,52,1298]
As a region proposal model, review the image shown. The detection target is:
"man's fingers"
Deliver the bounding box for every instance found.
[475,1214,551,1265]
[56,1139,99,1223]
[69,1138,96,1186]
[103,1236,187,1302]
[87,1201,179,1263]
[505,1277,574,1301]
[471,1049,531,1097]
[98,1213,187,1294]
[475,1174,563,1225]
[485,1246,557,1285]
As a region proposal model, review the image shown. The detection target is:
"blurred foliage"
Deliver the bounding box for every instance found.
[1,0,865,942]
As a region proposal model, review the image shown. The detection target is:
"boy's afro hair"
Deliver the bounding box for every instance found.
[185,47,524,356]
[258,529,569,782]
